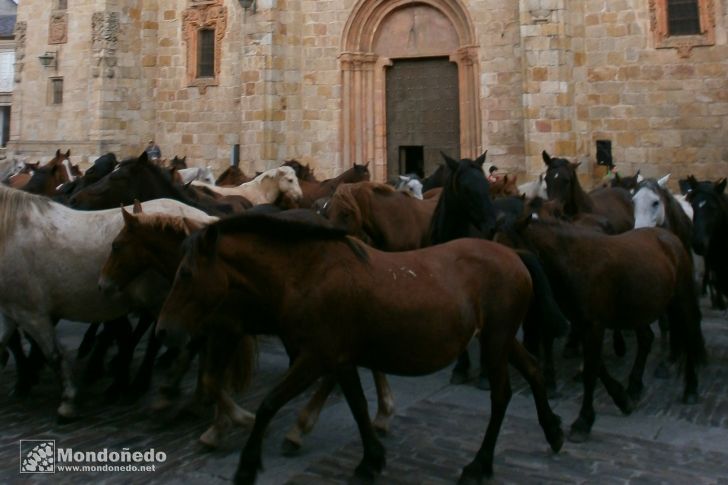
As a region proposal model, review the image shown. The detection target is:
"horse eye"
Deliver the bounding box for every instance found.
[652,200,659,208]
[111,241,122,252]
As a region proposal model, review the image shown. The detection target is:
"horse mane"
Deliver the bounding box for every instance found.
[120,155,199,205]
[134,212,193,234]
[211,209,369,262]
[0,185,52,250]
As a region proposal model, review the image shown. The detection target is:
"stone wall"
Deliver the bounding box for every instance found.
[8,0,728,184]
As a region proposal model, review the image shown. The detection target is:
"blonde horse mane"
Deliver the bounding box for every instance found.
[0,185,52,251]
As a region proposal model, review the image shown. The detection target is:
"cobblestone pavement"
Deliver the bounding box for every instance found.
[1,299,727,484]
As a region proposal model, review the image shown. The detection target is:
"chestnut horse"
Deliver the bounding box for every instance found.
[216,166,252,187]
[327,182,439,249]
[297,162,371,208]
[156,210,563,484]
[98,206,256,448]
[542,151,634,234]
[496,206,705,442]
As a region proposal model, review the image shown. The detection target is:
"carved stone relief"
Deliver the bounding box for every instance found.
[91,12,120,78]
[49,13,68,44]
[14,21,26,82]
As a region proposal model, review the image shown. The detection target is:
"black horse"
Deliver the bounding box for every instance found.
[429,151,567,392]
[687,176,728,302]
[68,152,236,216]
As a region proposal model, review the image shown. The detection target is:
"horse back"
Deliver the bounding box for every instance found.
[589,186,635,233]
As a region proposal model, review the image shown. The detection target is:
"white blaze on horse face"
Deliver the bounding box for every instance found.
[633,186,664,228]
[62,159,76,182]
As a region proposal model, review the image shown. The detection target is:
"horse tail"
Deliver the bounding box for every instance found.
[223,335,258,393]
[516,250,569,352]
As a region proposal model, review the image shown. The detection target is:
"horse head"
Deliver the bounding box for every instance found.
[274,166,303,203]
[687,177,728,255]
[633,179,667,228]
[430,151,497,243]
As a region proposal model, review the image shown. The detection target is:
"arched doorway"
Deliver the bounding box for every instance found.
[340,0,481,181]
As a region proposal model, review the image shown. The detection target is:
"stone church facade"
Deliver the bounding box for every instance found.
[7,0,728,183]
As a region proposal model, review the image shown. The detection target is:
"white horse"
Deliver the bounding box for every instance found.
[519,173,547,199]
[0,185,213,418]
[177,166,216,185]
[395,174,424,199]
[192,166,302,205]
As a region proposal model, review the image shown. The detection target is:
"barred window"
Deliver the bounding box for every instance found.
[197,29,215,78]
[667,0,701,36]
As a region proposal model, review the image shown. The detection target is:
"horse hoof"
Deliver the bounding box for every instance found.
[653,363,671,379]
[683,392,698,405]
[450,371,469,385]
[281,438,301,457]
[354,463,378,482]
[475,376,491,391]
[617,398,634,416]
[567,428,589,443]
[233,468,257,485]
[458,462,490,485]
[372,419,389,437]
[547,423,564,453]
[568,418,592,443]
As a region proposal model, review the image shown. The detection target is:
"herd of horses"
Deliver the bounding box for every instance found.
[0,148,726,484]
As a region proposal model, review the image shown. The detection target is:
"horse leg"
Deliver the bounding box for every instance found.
[282,374,336,454]
[597,363,632,415]
[476,342,491,391]
[562,323,581,359]
[459,339,511,483]
[653,315,672,379]
[129,316,161,398]
[234,354,321,485]
[542,334,559,399]
[509,339,563,452]
[105,317,134,400]
[568,324,603,443]
[83,323,115,383]
[22,316,77,419]
[612,329,626,357]
[371,371,395,435]
[152,338,202,411]
[336,366,386,480]
[77,322,100,359]
[450,350,471,384]
[199,376,255,448]
[6,329,34,396]
[627,325,654,403]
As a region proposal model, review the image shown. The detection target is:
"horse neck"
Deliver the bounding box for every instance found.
[248,174,278,204]
[566,175,594,215]
[429,189,471,244]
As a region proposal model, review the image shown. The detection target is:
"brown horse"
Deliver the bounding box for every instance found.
[156,209,563,484]
[298,162,371,207]
[5,161,39,189]
[282,182,441,451]
[21,149,75,196]
[542,151,634,233]
[327,182,439,249]
[98,205,256,448]
[496,206,705,443]
[216,166,253,187]
[282,159,318,182]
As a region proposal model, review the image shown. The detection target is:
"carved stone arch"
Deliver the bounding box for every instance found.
[340,0,481,181]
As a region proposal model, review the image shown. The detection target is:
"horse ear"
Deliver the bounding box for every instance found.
[441,151,459,172]
[542,150,552,166]
[121,207,137,227]
[715,178,727,195]
[399,175,407,181]
[65,149,71,157]
[56,149,61,157]
[614,173,622,182]
[571,161,581,170]
[474,151,487,167]
[658,174,671,187]
[139,151,149,163]
[686,175,698,192]
[132,199,143,214]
